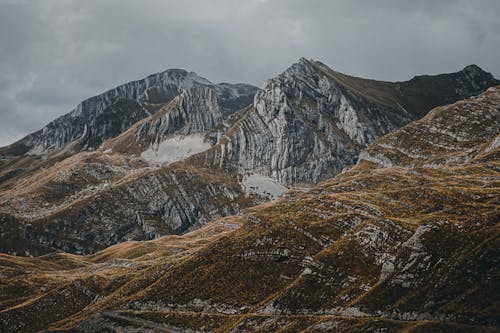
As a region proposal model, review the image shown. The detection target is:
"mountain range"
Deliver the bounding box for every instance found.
[0,59,499,332]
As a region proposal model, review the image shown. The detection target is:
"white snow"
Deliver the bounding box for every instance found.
[26,144,48,156]
[242,174,288,199]
[141,133,211,165]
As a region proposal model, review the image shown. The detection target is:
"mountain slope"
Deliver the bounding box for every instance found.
[0,60,498,255]
[2,69,211,155]
[0,70,257,187]
[200,59,499,186]
[0,86,498,332]
[0,82,258,254]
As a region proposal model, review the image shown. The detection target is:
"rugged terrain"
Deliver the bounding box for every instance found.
[0,83,498,332]
[0,60,497,255]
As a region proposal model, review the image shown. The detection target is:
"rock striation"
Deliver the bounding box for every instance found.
[0,60,498,255]
[0,86,498,332]
[205,58,499,186]
[10,69,212,154]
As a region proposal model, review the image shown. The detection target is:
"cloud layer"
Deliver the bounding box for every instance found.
[1,0,499,146]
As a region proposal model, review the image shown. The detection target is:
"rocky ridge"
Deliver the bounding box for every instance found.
[0,60,498,255]
[6,69,211,155]
[0,82,258,254]
[0,85,498,332]
[201,58,499,186]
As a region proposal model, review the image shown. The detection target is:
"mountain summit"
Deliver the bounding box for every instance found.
[0,81,498,333]
[0,60,498,257]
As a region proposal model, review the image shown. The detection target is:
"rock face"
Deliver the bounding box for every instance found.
[0,80,258,254]
[107,83,257,160]
[7,69,212,155]
[0,86,498,333]
[0,60,498,255]
[205,58,499,186]
[0,70,257,194]
[359,85,500,167]
[25,164,249,254]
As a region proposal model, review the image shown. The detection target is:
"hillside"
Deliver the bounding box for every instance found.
[0,86,498,332]
[0,60,497,256]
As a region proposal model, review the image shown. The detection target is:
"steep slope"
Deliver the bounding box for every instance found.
[0,60,498,255]
[0,70,257,188]
[0,86,498,332]
[18,58,491,186]
[0,70,206,190]
[105,83,256,163]
[1,69,211,156]
[0,83,258,254]
[201,58,499,186]
[360,86,500,167]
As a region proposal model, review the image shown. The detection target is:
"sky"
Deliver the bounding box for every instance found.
[1,0,499,146]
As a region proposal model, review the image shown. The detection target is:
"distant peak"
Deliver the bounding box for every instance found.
[162,69,212,84]
[461,64,498,82]
[298,57,321,70]
[461,64,488,77]
[298,57,312,64]
[146,68,186,79]
[163,68,189,74]
[462,64,482,72]
[279,57,318,77]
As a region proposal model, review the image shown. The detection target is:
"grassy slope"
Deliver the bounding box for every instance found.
[0,87,499,332]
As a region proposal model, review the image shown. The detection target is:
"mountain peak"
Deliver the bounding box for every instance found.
[461,63,496,80]
[298,57,313,65]
[462,63,483,73]
[2,67,217,155]
[153,68,213,84]
[274,57,319,80]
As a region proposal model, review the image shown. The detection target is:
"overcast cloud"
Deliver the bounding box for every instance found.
[1,0,499,146]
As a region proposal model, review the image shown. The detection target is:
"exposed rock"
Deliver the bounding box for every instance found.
[204,59,499,186]
[7,69,212,154]
[0,60,498,255]
[359,85,500,168]
[1,86,499,332]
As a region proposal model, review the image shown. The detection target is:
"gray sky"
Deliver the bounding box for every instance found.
[1,0,499,146]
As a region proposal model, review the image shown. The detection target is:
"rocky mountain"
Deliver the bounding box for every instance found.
[110,59,500,185]
[199,59,499,186]
[0,85,498,332]
[0,69,257,185]
[0,80,259,255]
[3,69,211,155]
[0,60,498,255]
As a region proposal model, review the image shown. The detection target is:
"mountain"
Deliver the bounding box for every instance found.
[0,73,259,255]
[0,85,498,332]
[3,69,211,155]
[0,69,257,186]
[199,59,499,185]
[0,60,498,256]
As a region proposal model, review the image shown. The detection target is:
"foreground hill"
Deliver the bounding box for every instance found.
[0,86,498,332]
[0,60,498,255]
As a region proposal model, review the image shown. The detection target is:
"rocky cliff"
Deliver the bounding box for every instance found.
[0,60,498,255]
[204,58,499,186]
[3,69,212,155]
[0,80,258,254]
[0,86,498,332]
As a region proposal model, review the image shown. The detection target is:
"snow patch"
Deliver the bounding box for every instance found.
[26,144,48,156]
[242,174,288,199]
[141,133,211,165]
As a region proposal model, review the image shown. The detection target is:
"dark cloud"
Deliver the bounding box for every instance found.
[1,0,499,146]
